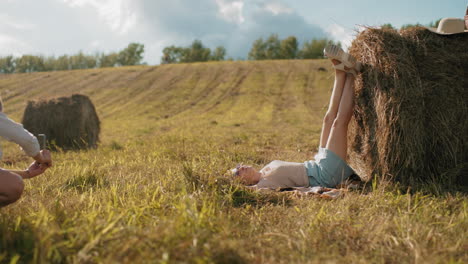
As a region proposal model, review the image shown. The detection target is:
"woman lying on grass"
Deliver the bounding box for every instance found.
[0,100,52,208]
[232,45,361,189]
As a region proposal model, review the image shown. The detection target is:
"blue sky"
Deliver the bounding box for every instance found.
[0,0,465,64]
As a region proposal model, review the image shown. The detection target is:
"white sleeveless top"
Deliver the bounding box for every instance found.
[255,160,309,189]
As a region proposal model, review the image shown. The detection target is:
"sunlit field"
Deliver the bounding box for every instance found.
[0,60,466,263]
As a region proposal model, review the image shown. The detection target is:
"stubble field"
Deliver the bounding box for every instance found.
[0,60,466,263]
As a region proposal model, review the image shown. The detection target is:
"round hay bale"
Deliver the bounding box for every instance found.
[22,94,100,150]
[348,27,468,186]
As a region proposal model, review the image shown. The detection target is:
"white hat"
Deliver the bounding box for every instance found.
[427,18,468,35]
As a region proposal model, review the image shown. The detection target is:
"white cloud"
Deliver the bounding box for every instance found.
[135,0,326,62]
[0,14,36,30]
[145,40,169,64]
[90,40,101,48]
[263,2,293,15]
[62,0,136,34]
[0,34,30,56]
[61,0,89,7]
[325,23,358,50]
[215,0,245,24]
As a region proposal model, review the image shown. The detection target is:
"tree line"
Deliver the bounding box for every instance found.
[247,34,340,60]
[0,35,339,74]
[161,40,227,64]
[161,34,341,64]
[159,19,441,64]
[0,43,144,74]
[381,19,441,31]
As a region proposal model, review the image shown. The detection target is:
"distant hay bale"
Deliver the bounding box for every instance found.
[348,27,468,186]
[22,94,100,150]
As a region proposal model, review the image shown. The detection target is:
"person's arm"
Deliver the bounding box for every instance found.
[0,112,40,157]
[8,161,47,180]
[0,112,52,167]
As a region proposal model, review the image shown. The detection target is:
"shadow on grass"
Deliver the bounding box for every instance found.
[0,220,35,263]
[228,187,293,208]
[212,247,246,264]
[182,163,293,208]
[63,168,109,193]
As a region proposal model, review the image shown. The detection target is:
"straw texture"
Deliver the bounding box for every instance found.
[348,27,468,186]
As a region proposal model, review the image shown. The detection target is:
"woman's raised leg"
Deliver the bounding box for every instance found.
[325,73,355,161]
[319,62,347,148]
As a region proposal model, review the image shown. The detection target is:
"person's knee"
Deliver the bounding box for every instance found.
[331,115,350,129]
[1,175,24,206]
[323,112,336,126]
[10,177,24,202]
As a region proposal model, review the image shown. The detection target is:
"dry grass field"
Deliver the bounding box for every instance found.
[0,60,466,263]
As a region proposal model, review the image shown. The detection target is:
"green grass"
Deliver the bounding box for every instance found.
[0,60,466,263]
